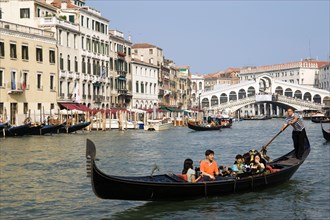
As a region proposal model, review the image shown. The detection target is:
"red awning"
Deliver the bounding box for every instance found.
[59,103,91,112]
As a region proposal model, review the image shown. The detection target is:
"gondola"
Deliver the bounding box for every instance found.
[85,135,310,201]
[27,123,65,135]
[58,121,91,133]
[187,122,221,131]
[321,123,330,141]
[0,123,31,137]
[311,117,330,123]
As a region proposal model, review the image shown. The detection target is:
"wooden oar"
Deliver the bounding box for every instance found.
[260,124,290,161]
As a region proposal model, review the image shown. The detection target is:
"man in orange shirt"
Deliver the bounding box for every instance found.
[200,149,219,180]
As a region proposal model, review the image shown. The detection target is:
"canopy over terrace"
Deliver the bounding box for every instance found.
[59,103,91,112]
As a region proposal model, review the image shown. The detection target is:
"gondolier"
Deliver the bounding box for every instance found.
[281,107,306,159]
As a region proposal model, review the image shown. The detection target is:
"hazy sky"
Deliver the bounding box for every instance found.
[88,0,330,74]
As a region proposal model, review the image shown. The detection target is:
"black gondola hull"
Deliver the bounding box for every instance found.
[86,137,310,201]
[59,122,91,133]
[321,123,330,141]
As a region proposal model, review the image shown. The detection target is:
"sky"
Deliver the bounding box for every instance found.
[87,0,330,74]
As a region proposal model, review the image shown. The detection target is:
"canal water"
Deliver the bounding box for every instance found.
[1,119,329,219]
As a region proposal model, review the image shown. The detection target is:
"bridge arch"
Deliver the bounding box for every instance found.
[229,91,237,101]
[275,86,283,95]
[303,92,311,101]
[211,95,219,106]
[238,89,246,99]
[202,98,209,108]
[220,93,228,104]
[294,90,302,99]
[247,86,256,97]
[284,88,293,97]
[313,94,321,103]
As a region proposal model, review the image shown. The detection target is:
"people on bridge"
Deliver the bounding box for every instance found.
[200,149,219,180]
[281,107,306,159]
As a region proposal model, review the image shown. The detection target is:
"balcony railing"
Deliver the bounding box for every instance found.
[75,72,80,80]
[60,70,66,78]
[67,72,74,79]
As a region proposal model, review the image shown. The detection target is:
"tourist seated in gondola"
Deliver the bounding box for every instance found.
[250,153,265,174]
[200,149,219,180]
[230,154,244,175]
[182,158,202,183]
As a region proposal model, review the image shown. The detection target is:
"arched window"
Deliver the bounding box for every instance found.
[275,86,283,95]
[211,95,218,106]
[313,94,321,103]
[284,88,292,97]
[229,91,237,101]
[238,89,246,99]
[294,90,302,99]
[201,98,209,108]
[220,93,228,103]
[247,87,255,97]
[136,81,139,93]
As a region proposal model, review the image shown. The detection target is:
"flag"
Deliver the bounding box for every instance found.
[20,71,26,90]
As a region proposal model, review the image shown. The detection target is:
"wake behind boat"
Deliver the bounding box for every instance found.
[85,135,310,201]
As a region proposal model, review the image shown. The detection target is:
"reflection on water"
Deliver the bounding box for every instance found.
[0,119,329,219]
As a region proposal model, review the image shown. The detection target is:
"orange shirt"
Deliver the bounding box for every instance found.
[200,160,219,176]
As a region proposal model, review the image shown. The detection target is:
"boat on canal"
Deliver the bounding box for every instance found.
[144,119,173,131]
[85,135,310,201]
[0,123,31,137]
[27,123,65,135]
[58,121,91,133]
[321,123,330,141]
[187,121,222,131]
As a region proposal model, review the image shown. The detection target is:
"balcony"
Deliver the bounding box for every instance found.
[60,70,67,78]
[60,93,65,99]
[75,72,80,80]
[83,73,88,81]
[118,89,128,95]
[39,17,79,32]
[1,20,55,38]
[82,94,86,99]
[93,95,104,103]
[67,71,74,79]
[117,51,126,57]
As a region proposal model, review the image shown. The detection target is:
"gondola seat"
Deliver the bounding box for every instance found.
[176,174,188,181]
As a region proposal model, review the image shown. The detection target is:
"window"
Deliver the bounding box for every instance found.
[38,103,42,110]
[0,42,4,57]
[36,47,43,62]
[22,45,29,60]
[74,56,78,72]
[49,50,55,64]
[20,8,30,18]
[50,75,54,90]
[59,30,62,45]
[22,72,27,90]
[11,71,16,90]
[82,57,86,73]
[10,43,17,58]
[69,15,74,23]
[24,103,28,114]
[67,32,70,47]
[136,81,139,93]
[51,103,54,110]
[60,53,63,70]
[0,69,3,87]
[149,49,153,54]
[0,8,2,19]
[67,55,71,71]
[81,15,84,26]
[74,34,77,49]
[87,18,89,28]
[37,73,42,89]
[81,36,84,50]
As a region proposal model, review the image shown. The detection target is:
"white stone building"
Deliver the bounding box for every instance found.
[131,55,159,109]
[239,59,329,87]
[190,74,204,108]
[317,63,330,92]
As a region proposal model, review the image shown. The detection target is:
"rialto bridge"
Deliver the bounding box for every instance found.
[198,74,330,116]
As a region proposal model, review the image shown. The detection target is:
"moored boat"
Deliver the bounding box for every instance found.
[144,119,172,131]
[311,117,330,123]
[85,135,310,201]
[59,121,91,133]
[0,123,31,137]
[321,123,330,141]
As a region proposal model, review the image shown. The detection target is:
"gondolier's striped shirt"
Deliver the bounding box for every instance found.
[286,113,305,131]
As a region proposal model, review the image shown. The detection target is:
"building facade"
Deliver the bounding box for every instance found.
[0,20,57,124]
[317,63,330,92]
[131,55,159,109]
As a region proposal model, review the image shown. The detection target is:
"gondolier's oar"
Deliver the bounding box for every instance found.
[260,124,290,161]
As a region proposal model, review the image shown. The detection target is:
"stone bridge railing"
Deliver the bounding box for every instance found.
[277,95,324,110]
[206,95,325,112]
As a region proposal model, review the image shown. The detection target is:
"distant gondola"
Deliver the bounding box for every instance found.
[59,121,91,133]
[311,117,330,123]
[321,123,330,141]
[187,122,221,131]
[85,135,310,201]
